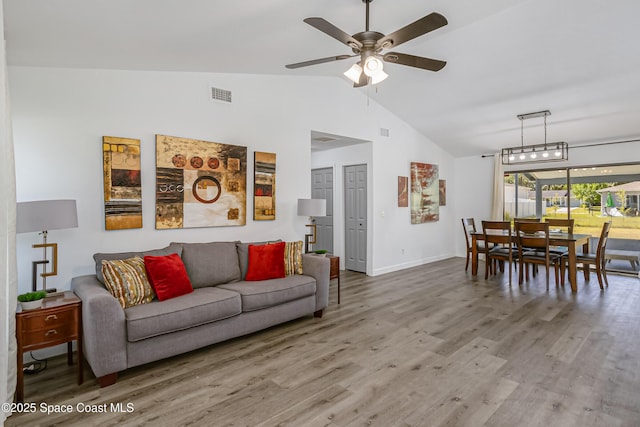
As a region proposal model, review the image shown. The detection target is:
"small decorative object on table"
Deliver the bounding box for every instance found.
[17,291,47,310]
[313,249,328,257]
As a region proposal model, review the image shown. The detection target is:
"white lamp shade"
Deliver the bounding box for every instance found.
[344,63,363,84]
[363,56,384,77]
[17,200,78,233]
[371,70,388,84]
[297,199,326,217]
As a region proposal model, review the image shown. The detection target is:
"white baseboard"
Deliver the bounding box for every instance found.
[371,253,455,276]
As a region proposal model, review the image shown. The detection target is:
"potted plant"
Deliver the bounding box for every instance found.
[17,291,47,310]
[313,249,328,257]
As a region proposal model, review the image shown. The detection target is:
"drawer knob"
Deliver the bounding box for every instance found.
[45,329,58,336]
[45,315,58,321]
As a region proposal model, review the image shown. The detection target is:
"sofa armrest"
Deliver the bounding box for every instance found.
[302,254,330,311]
[71,275,127,377]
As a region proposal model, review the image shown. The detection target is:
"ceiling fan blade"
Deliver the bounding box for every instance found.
[383,52,446,72]
[286,54,355,69]
[378,12,448,49]
[354,71,368,88]
[304,17,363,49]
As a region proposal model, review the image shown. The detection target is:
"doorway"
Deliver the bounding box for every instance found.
[344,164,367,272]
[311,167,334,253]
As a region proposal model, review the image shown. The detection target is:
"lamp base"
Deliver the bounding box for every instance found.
[44,289,64,298]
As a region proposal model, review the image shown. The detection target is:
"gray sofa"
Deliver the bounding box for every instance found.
[71,241,330,387]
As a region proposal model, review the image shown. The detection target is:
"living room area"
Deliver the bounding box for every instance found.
[2,1,640,426]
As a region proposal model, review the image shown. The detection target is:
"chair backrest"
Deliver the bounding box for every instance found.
[481,220,511,246]
[514,221,550,253]
[461,218,477,250]
[514,217,541,223]
[545,218,574,233]
[595,221,612,261]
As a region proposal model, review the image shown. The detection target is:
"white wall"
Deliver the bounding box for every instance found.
[10,66,459,293]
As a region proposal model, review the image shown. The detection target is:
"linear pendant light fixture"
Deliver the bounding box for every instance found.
[501,110,569,165]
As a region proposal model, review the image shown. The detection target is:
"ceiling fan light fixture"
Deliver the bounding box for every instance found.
[344,62,363,83]
[363,56,384,77]
[371,69,388,84]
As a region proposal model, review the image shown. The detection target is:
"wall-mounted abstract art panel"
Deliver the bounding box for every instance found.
[439,179,447,206]
[254,151,276,220]
[398,176,408,207]
[102,136,142,230]
[410,162,439,223]
[155,134,247,229]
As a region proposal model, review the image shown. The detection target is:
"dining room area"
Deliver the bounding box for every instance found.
[460,159,640,292]
[462,216,609,292]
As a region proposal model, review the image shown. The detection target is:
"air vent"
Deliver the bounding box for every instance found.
[380,128,390,137]
[210,86,232,103]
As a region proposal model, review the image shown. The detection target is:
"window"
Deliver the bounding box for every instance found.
[503,163,640,238]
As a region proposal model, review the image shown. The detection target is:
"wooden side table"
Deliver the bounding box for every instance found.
[327,255,341,304]
[15,291,83,402]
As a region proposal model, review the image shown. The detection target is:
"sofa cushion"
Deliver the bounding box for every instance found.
[144,254,193,301]
[101,257,155,309]
[245,242,286,281]
[125,287,242,342]
[94,243,183,284]
[218,275,316,312]
[284,241,304,276]
[178,242,241,288]
[237,240,282,280]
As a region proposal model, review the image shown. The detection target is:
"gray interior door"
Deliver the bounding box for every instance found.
[311,167,333,253]
[345,164,367,272]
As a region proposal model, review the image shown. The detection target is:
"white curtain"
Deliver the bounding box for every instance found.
[1,2,18,421]
[491,152,504,220]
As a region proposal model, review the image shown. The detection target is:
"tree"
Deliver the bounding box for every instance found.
[571,183,612,207]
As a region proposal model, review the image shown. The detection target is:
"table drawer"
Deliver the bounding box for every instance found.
[20,308,75,331]
[21,323,76,347]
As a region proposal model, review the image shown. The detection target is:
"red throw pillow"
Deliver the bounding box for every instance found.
[144,253,193,301]
[245,242,286,281]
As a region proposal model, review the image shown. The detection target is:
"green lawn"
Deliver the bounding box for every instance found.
[544,207,640,239]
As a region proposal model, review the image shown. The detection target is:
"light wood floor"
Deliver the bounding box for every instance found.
[7,258,640,427]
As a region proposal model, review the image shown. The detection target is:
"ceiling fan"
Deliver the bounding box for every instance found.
[285,0,448,87]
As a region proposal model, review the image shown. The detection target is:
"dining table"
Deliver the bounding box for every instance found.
[470,229,591,292]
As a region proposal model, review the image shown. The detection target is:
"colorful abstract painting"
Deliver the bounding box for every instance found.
[439,179,447,206]
[155,134,247,229]
[410,162,439,223]
[254,151,276,220]
[103,136,142,230]
[398,176,408,207]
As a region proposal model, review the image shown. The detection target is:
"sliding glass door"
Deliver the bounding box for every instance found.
[504,163,640,238]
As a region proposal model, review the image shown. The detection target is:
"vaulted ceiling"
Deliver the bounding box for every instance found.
[4,0,640,157]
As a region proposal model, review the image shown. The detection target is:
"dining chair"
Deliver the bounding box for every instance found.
[514,221,562,286]
[461,218,486,272]
[563,221,611,289]
[482,220,517,284]
[546,218,575,260]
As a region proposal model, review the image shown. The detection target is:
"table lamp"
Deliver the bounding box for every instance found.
[17,199,78,294]
[297,198,327,253]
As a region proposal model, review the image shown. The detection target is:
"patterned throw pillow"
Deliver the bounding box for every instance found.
[102,257,155,308]
[284,241,304,276]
